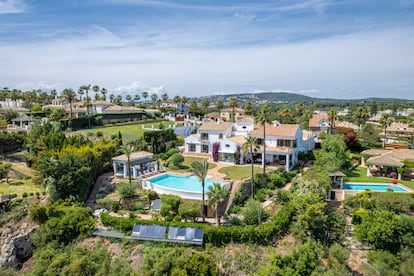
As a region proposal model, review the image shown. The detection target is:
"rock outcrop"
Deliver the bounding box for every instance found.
[0,222,37,269]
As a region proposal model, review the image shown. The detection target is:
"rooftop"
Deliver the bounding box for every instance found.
[198,121,233,131]
[249,123,299,137]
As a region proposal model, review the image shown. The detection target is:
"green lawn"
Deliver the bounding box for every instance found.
[73,121,176,143]
[345,166,414,190]
[166,156,217,174]
[218,165,268,181]
[0,179,43,196]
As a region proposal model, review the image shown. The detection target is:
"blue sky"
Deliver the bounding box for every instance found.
[1,0,414,99]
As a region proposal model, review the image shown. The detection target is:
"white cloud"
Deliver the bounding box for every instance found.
[1,26,414,99]
[0,0,27,14]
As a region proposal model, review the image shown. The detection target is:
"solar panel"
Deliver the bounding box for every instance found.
[185,227,195,240]
[194,228,204,241]
[131,224,141,237]
[150,225,167,239]
[168,226,179,239]
[177,227,186,240]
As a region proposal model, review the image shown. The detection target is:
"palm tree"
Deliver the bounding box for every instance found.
[229,97,238,123]
[353,107,370,130]
[244,102,254,115]
[173,95,181,103]
[242,136,259,198]
[121,144,136,187]
[327,109,338,133]
[188,100,198,118]
[278,108,291,123]
[109,94,115,103]
[201,98,210,111]
[77,88,84,101]
[191,160,209,222]
[134,94,140,105]
[100,88,108,101]
[151,93,158,106]
[142,91,149,105]
[379,114,394,148]
[62,88,77,119]
[216,100,224,121]
[255,104,272,174]
[207,183,229,226]
[181,96,188,105]
[80,84,91,127]
[126,94,132,106]
[161,93,169,102]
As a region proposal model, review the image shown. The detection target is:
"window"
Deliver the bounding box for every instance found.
[189,144,196,152]
[242,126,247,129]
[201,133,209,140]
[219,134,223,139]
[202,145,209,153]
[225,144,230,148]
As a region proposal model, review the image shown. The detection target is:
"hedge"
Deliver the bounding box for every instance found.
[100,203,293,245]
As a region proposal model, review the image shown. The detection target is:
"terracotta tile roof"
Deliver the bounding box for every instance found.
[112,151,153,162]
[228,135,246,145]
[248,123,299,137]
[91,100,113,105]
[309,114,329,128]
[367,149,414,167]
[222,107,245,113]
[236,115,254,122]
[205,112,220,118]
[104,105,142,111]
[386,122,414,133]
[361,149,388,156]
[198,122,233,131]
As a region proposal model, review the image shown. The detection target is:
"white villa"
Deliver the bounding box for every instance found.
[184,120,313,171]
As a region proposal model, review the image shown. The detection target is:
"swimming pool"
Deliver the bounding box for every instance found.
[143,174,227,200]
[343,183,409,192]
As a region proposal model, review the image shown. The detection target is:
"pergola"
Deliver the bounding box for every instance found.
[112,151,154,179]
[329,171,346,189]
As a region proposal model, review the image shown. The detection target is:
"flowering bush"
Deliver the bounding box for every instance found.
[370,169,377,176]
[390,171,397,179]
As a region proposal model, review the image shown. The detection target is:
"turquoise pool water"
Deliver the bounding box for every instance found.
[149,174,223,192]
[343,183,408,192]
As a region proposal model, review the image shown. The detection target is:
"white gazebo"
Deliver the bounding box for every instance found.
[112,151,154,179]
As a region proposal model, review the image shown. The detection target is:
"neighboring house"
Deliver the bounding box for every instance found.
[220,107,245,122]
[161,100,186,113]
[361,149,414,180]
[184,119,310,171]
[336,121,359,131]
[379,122,414,143]
[396,108,414,117]
[0,98,29,114]
[309,113,330,138]
[100,105,145,123]
[90,100,114,113]
[185,121,233,155]
[6,115,34,132]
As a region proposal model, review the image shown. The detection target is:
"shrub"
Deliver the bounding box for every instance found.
[22,192,28,198]
[169,153,184,167]
[110,201,120,212]
[167,148,179,158]
[29,192,34,196]
[96,131,103,137]
[29,204,48,224]
[255,188,268,202]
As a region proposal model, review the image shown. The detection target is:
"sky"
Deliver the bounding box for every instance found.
[1,0,414,100]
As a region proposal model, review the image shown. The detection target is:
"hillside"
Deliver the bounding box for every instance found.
[200,91,414,105]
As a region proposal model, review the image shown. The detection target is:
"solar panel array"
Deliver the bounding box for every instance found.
[168,226,204,244]
[132,224,167,240]
[131,224,204,245]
